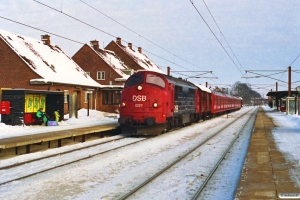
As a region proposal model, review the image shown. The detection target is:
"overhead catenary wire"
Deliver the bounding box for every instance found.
[79,0,209,72]
[202,0,246,74]
[245,70,288,84]
[32,0,219,80]
[189,0,244,76]
[77,1,220,84]
[33,0,115,38]
[290,53,300,66]
[0,15,84,45]
[277,66,288,83]
[2,16,193,84]
[0,14,192,80]
[2,1,230,85]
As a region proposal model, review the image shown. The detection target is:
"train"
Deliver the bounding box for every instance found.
[118,71,242,135]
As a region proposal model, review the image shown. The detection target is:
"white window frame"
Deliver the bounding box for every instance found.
[84,91,93,103]
[97,71,105,80]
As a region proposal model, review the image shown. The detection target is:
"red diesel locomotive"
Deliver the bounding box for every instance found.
[118,71,242,135]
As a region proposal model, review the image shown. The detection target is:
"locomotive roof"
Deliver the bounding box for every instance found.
[194,84,211,93]
[163,74,196,88]
[213,91,242,99]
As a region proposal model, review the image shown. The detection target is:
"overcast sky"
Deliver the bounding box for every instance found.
[1,0,300,97]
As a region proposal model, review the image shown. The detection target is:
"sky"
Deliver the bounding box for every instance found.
[1,0,300,97]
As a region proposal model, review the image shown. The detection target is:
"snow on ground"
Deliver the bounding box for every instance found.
[0,106,299,200]
[0,108,119,139]
[263,106,300,187]
[0,107,256,200]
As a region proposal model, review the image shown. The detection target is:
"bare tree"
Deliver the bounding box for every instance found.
[231,82,261,105]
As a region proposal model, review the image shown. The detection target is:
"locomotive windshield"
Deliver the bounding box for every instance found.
[146,74,166,88]
[125,73,144,88]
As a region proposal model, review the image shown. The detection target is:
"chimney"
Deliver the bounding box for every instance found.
[116,37,122,45]
[90,40,99,51]
[41,35,50,46]
[138,47,142,54]
[128,43,132,50]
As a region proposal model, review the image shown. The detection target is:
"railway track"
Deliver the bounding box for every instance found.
[0,107,257,199]
[0,134,151,186]
[117,107,257,199]
[191,108,257,199]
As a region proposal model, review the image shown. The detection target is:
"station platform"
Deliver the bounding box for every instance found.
[235,107,300,199]
[0,122,119,156]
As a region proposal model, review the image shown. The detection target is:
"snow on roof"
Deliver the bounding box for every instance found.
[101,84,124,88]
[89,45,129,80]
[194,84,211,93]
[0,29,102,88]
[114,41,164,74]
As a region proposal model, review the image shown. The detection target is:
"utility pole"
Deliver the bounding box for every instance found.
[288,66,291,97]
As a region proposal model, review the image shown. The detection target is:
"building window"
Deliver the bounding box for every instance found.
[84,91,93,103]
[102,90,120,105]
[97,71,105,80]
[102,91,109,104]
[112,90,120,104]
[64,90,69,103]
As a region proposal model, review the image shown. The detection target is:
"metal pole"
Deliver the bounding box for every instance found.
[288,66,291,97]
[87,93,90,116]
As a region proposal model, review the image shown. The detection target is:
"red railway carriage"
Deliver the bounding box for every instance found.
[194,84,212,120]
[211,92,242,115]
[118,71,197,135]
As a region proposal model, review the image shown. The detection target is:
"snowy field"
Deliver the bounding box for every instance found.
[0,106,299,199]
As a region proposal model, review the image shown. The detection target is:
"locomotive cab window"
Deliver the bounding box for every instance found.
[125,73,144,88]
[146,74,166,88]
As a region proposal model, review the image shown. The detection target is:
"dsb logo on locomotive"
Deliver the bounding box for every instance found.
[133,95,146,101]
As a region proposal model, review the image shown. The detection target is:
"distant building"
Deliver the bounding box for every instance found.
[0,30,166,115]
[105,37,164,74]
[73,38,164,113]
[72,40,130,113]
[0,29,101,114]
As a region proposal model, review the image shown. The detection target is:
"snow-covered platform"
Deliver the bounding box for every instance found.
[235,107,300,199]
[0,122,119,155]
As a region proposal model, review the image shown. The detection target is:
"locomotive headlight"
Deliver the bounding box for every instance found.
[153,102,158,108]
[121,102,126,107]
[137,85,142,90]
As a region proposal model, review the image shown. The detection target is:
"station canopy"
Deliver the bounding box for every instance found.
[266,91,299,99]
